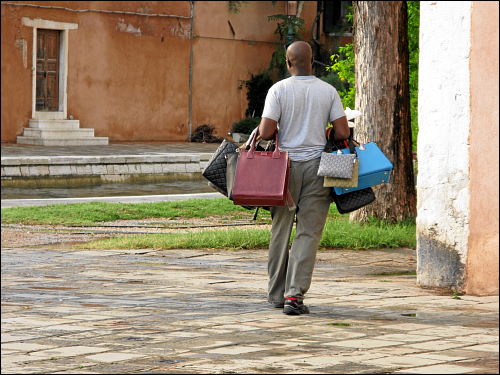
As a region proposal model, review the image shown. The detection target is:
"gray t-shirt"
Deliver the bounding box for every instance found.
[261,76,346,161]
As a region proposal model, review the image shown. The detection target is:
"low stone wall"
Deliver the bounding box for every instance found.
[1,153,213,187]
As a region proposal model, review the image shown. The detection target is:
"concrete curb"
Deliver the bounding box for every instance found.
[1,153,214,179]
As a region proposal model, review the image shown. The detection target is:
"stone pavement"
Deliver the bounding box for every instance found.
[1,142,220,157]
[2,246,498,374]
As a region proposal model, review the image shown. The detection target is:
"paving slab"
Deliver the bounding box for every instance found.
[1,246,498,374]
[1,142,220,158]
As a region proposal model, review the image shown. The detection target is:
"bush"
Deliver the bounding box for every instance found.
[245,72,273,118]
[327,43,355,109]
[189,124,223,143]
[319,70,349,93]
[231,117,260,134]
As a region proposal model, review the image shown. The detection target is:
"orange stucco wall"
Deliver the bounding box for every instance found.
[1,1,318,142]
[190,1,317,137]
[1,1,192,142]
[465,1,499,295]
[1,2,34,141]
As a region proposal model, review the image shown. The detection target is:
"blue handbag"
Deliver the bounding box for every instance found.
[332,142,393,195]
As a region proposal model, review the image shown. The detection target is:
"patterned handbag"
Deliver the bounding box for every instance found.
[202,139,238,196]
[331,187,376,214]
[317,151,356,178]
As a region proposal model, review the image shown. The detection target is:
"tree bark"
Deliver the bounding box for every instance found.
[350,1,416,223]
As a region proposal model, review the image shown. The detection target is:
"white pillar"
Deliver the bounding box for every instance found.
[416,1,471,289]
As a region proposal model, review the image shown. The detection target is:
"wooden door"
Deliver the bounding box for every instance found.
[36,29,60,111]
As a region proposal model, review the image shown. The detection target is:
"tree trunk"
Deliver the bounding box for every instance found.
[350,1,416,223]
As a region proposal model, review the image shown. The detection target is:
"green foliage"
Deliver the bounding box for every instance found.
[407,1,420,151]
[244,72,273,118]
[319,70,349,93]
[267,14,305,80]
[451,289,463,300]
[344,4,353,24]
[326,43,355,109]
[329,3,354,34]
[232,117,261,134]
[321,4,354,108]
[267,14,305,42]
[268,46,287,80]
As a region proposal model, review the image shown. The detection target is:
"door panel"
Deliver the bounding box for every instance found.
[36,29,60,111]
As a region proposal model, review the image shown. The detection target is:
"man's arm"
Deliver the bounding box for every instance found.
[330,115,349,140]
[258,117,278,140]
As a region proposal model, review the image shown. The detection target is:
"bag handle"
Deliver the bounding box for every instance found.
[326,127,359,155]
[247,130,280,159]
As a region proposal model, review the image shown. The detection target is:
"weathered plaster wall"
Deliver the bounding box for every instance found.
[1,1,192,142]
[1,3,34,141]
[191,1,317,138]
[190,1,283,138]
[465,1,499,295]
[67,6,192,141]
[1,1,318,142]
[417,1,472,290]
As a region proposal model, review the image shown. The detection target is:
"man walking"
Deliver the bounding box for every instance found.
[257,41,349,315]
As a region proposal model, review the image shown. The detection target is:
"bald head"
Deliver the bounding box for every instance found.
[286,41,313,75]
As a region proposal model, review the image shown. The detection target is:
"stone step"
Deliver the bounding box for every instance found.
[16,136,109,146]
[28,119,81,130]
[22,128,95,139]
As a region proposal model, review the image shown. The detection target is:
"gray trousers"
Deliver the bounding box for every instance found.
[267,157,332,304]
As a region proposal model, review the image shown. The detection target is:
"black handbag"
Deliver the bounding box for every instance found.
[225,152,238,200]
[331,187,376,214]
[202,139,238,196]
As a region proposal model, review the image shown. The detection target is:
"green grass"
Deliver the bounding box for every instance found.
[320,217,415,249]
[327,322,351,327]
[1,198,416,251]
[0,199,257,226]
[75,218,415,250]
[78,228,274,250]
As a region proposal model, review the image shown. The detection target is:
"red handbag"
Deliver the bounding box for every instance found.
[232,133,292,207]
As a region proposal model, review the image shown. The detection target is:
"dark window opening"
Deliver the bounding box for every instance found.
[322,1,352,35]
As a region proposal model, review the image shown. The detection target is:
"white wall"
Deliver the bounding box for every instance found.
[417,1,471,288]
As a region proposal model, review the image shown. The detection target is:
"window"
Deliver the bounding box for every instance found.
[322,1,352,35]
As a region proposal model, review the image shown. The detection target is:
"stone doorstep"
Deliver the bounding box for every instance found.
[28,119,80,129]
[16,137,109,146]
[22,128,95,139]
